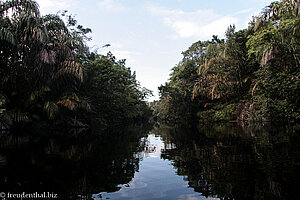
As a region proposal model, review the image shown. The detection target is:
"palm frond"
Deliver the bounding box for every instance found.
[0,27,16,45]
[78,97,91,112]
[39,49,56,64]
[2,110,30,124]
[251,81,261,96]
[30,86,51,101]
[44,101,59,119]
[58,98,77,110]
[57,93,91,112]
[0,0,40,17]
[56,60,83,82]
[57,93,80,111]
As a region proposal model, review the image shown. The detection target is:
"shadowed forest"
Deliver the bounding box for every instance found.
[1,0,300,129]
[0,0,152,130]
[152,0,300,125]
[0,1,300,200]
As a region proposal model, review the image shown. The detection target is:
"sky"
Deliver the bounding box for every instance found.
[35,0,274,101]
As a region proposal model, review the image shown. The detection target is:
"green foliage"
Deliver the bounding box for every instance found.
[0,1,152,128]
[0,100,4,114]
[249,96,300,123]
[197,103,237,123]
[156,0,300,124]
[215,104,237,121]
[82,52,152,126]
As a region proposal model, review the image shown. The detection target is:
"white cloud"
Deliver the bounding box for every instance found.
[97,0,129,12]
[99,49,142,65]
[235,8,252,15]
[36,0,76,15]
[111,50,142,59]
[147,4,238,40]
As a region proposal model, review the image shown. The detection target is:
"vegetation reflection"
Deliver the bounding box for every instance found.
[0,126,150,199]
[156,124,300,200]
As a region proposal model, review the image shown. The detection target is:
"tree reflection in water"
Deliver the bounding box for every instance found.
[0,126,150,199]
[157,124,300,200]
[0,124,299,200]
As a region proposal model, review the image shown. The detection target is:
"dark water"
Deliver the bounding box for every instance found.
[0,124,299,200]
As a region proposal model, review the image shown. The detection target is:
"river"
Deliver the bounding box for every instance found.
[0,124,299,199]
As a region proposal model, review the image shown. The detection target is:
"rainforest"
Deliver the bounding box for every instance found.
[0,1,153,130]
[0,0,300,200]
[1,1,300,128]
[153,0,300,125]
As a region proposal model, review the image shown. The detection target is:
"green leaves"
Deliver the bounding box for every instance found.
[0,27,16,45]
[81,52,152,125]
[157,0,300,124]
[0,1,91,124]
[0,1,151,127]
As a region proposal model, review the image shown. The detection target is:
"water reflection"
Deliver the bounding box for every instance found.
[157,124,300,200]
[0,124,299,200]
[95,134,217,200]
[0,126,149,199]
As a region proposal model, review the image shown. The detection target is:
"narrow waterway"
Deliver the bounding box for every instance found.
[0,124,299,199]
[94,134,218,200]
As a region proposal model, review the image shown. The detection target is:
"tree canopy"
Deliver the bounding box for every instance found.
[153,0,300,124]
[0,0,152,129]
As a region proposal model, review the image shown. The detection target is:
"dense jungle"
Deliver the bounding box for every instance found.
[0,0,300,200]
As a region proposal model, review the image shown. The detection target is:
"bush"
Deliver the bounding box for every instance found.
[198,103,237,123]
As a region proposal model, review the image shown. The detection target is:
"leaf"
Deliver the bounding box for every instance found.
[56,60,83,82]
[44,101,58,119]
[0,27,16,45]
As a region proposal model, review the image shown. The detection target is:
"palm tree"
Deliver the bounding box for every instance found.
[250,0,300,68]
[0,0,88,124]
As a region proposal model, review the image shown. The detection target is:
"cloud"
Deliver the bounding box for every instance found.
[99,48,142,66]
[147,4,238,40]
[111,50,142,59]
[235,8,252,15]
[97,0,129,12]
[36,0,76,15]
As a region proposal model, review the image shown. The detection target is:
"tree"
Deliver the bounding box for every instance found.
[155,0,300,124]
[82,52,152,126]
[0,1,91,125]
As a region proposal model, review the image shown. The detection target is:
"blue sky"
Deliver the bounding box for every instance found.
[36,0,274,101]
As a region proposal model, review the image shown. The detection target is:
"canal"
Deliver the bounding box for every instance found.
[0,124,299,199]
